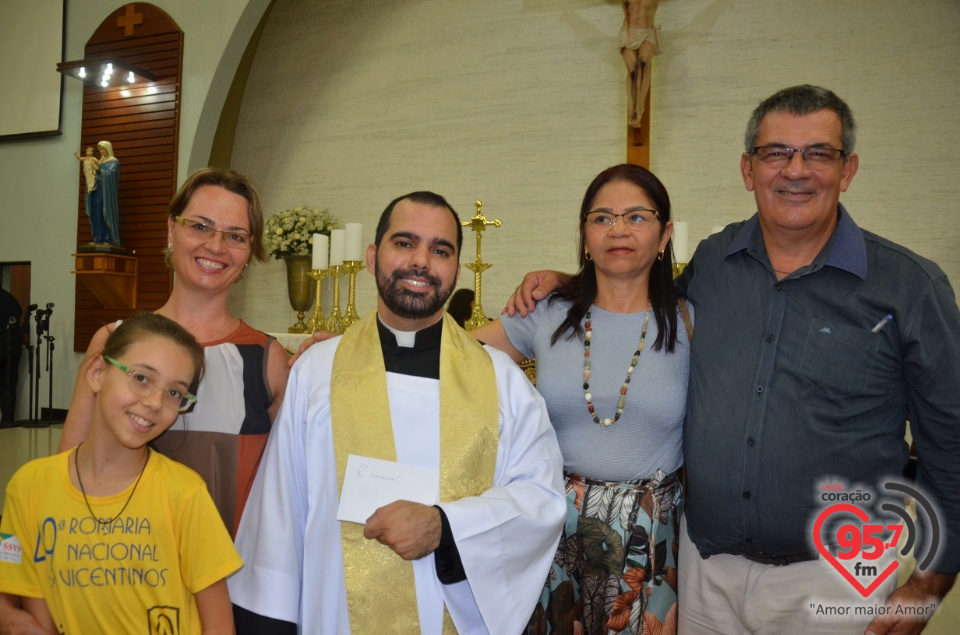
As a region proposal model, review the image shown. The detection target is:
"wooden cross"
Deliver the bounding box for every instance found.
[627,92,651,168]
[117,4,143,37]
[621,0,659,169]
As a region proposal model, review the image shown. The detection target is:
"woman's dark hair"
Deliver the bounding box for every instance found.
[103,313,205,390]
[446,288,475,327]
[549,164,679,352]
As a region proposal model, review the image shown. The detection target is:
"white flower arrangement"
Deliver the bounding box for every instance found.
[263,206,339,259]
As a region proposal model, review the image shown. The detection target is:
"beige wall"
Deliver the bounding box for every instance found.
[653,1,960,279]
[229,0,960,333]
[2,0,957,409]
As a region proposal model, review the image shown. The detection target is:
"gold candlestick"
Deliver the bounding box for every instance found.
[306,268,330,333]
[340,260,364,329]
[461,200,501,331]
[325,265,344,333]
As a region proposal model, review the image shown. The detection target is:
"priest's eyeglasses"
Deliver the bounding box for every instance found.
[175,216,251,248]
[584,208,660,229]
[104,355,198,412]
[750,145,846,169]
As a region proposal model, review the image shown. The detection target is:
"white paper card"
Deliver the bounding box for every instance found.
[337,455,440,524]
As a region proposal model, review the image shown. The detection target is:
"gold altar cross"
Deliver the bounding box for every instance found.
[117,4,144,37]
[461,201,501,331]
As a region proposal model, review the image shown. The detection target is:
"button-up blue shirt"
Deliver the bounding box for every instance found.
[676,204,960,572]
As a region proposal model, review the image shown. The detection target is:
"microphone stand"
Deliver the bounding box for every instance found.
[22,306,54,428]
[2,317,15,426]
[33,309,44,422]
[43,307,54,420]
[23,304,37,423]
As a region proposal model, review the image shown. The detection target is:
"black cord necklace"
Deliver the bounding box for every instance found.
[74,443,150,528]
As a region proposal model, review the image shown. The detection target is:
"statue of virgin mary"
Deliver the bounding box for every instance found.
[97,140,121,246]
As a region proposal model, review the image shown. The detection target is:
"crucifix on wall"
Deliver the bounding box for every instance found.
[620,0,661,168]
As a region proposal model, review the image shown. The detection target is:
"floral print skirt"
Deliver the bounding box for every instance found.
[525,468,683,635]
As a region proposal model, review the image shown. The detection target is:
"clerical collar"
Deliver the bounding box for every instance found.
[376,315,443,379]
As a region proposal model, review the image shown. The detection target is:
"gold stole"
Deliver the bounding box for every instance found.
[331,312,499,633]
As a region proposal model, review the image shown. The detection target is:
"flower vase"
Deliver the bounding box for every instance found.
[284,255,314,333]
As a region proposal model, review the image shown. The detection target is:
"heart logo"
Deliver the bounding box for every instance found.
[813,504,899,597]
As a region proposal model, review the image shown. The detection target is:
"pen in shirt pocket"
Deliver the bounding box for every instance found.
[871,314,893,333]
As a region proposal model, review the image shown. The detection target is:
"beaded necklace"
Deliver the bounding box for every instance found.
[583,304,650,426]
[75,444,150,528]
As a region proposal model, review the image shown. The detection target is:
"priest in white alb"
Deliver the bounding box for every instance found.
[229,191,566,634]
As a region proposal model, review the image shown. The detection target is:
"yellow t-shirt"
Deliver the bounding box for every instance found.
[0,450,242,634]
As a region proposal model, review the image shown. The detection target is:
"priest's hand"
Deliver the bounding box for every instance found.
[288,330,338,368]
[363,501,441,561]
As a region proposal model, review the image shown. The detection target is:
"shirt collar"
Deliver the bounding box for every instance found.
[725,203,867,280]
[376,314,444,350]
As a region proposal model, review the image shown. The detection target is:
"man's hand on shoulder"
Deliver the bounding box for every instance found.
[287,330,338,368]
[363,501,441,561]
[502,270,569,318]
[865,570,956,635]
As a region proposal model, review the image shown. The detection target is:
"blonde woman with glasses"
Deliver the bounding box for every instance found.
[58,168,290,540]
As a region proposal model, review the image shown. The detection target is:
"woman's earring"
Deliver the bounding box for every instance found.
[585,251,593,262]
[657,250,664,261]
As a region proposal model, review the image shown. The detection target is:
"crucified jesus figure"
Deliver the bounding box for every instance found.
[620,0,661,129]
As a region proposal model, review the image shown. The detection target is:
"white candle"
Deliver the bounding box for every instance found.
[345,223,363,261]
[312,233,328,270]
[672,221,689,263]
[330,228,346,266]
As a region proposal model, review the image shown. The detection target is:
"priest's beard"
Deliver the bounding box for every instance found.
[375,263,456,320]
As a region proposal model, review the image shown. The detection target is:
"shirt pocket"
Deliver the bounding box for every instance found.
[799,322,880,396]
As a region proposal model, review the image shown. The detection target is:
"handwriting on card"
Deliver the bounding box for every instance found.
[337,455,439,524]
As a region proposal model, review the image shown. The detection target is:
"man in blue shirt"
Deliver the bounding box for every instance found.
[676,85,960,635]
[508,85,959,634]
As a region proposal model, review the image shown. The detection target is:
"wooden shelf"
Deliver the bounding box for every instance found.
[72,252,138,309]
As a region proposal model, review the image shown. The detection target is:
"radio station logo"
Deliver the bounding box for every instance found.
[812,480,941,598]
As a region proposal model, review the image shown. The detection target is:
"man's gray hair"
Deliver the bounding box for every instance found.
[744,85,856,153]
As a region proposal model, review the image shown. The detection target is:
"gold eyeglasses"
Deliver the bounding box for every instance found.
[175,216,251,249]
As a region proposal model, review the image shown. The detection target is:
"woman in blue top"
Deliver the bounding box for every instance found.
[473,164,691,634]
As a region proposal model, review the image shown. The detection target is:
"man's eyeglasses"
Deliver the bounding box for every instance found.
[175,216,252,248]
[584,209,660,229]
[751,145,846,169]
[104,355,197,413]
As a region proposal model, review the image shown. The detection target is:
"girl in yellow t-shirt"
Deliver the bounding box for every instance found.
[0,314,242,634]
